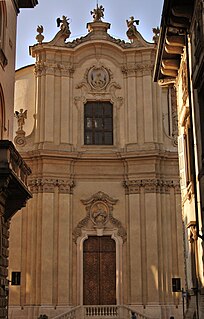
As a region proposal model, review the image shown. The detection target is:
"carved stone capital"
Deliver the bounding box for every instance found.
[121,62,154,76]
[28,178,75,194]
[34,62,74,77]
[123,179,180,194]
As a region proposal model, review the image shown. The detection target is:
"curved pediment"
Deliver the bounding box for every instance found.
[31,18,153,58]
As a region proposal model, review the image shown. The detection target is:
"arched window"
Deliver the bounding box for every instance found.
[0,1,8,68]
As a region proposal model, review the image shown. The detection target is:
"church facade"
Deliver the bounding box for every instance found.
[9,8,184,319]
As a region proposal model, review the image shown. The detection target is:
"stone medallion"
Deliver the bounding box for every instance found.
[87,66,110,90]
[90,200,109,226]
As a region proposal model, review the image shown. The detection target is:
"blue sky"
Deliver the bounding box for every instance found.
[16,0,164,69]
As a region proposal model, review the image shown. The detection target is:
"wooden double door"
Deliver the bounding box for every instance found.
[83,236,116,305]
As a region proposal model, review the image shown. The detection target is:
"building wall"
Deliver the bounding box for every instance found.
[0,1,37,318]
[9,21,184,319]
[0,0,17,140]
[153,0,204,318]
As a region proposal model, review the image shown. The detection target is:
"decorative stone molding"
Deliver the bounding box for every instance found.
[121,62,154,76]
[76,64,120,93]
[187,221,198,243]
[73,191,127,242]
[34,61,74,77]
[64,32,150,49]
[14,130,26,147]
[28,178,75,194]
[74,64,123,109]
[123,179,180,194]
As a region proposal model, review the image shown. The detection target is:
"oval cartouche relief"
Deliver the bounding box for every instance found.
[88,66,110,90]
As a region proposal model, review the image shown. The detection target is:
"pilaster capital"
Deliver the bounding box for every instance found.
[123,178,180,194]
[28,177,75,194]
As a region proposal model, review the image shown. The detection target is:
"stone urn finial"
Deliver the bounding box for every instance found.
[36,25,44,44]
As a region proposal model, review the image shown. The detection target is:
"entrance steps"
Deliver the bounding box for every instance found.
[52,305,158,319]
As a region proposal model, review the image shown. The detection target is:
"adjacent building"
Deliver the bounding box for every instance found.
[0,0,38,318]
[154,0,204,317]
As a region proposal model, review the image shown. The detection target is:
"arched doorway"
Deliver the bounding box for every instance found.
[83,236,116,305]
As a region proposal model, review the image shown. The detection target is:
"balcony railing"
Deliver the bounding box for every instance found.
[0,140,32,219]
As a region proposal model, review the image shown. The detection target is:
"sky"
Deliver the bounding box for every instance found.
[16,0,164,70]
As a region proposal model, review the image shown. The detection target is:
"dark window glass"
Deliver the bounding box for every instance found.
[84,102,113,145]
[11,272,21,285]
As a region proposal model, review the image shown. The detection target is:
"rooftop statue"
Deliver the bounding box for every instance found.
[152,27,160,46]
[126,16,139,40]
[90,4,104,22]
[56,15,71,36]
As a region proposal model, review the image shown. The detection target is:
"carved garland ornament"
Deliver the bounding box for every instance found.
[73,191,127,243]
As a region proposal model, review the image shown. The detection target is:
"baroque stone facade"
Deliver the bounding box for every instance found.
[9,9,184,319]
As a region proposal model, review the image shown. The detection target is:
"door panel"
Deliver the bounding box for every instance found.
[83,236,116,305]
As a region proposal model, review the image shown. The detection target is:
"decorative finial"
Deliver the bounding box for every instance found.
[152,27,160,46]
[56,15,71,37]
[36,25,44,44]
[90,4,104,22]
[126,16,139,40]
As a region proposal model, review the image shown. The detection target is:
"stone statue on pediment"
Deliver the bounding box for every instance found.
[126,16,139,39]
[56,15,71,36]
[91,4,104,22]
[152,27,160,45]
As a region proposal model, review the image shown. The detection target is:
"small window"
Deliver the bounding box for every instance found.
[11,272,21,285]
[84,102,113,145]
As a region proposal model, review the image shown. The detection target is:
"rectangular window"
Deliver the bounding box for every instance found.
[11,272,21,285]
[84,102,113,145]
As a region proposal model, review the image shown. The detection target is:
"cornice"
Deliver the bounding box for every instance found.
[65,32,152,50]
